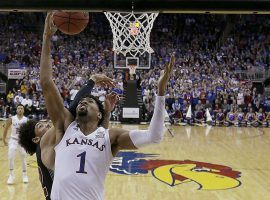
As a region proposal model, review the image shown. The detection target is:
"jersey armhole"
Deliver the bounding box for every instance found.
[54,121,76,152]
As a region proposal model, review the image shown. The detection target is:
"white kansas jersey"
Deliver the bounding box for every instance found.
[11,115,28,140]
[51,121,113,200]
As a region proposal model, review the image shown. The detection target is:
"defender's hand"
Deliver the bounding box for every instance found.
[90,74,116,88]
[158,53,175,96]
[104,92,119,113]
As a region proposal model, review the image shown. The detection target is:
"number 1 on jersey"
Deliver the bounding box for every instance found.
[76,151,87,174]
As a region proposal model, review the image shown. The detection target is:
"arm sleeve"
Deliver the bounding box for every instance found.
[68,79,95,117]
[129,96,166,148]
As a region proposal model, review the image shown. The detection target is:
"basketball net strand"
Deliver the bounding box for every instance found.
[104,12,159,58]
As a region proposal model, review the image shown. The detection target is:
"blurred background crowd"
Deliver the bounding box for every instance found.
[0,13,270,126]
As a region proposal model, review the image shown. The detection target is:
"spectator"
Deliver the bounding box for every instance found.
[7,90,14,102]
[0,13,269,128]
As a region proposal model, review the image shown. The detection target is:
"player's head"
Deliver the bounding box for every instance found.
[16,104,24,115]
[18,120,52,155]
[76,94,105,126]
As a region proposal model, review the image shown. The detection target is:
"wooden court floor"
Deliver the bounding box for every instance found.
[0,122,270,200]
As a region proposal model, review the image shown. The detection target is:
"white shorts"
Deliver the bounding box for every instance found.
[8,138,27,156]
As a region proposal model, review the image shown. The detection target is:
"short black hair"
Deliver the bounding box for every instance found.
[80,94,105,126]
[17,104,24,108]
[18,120,38,155]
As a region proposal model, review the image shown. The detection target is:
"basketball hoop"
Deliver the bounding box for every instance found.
[104,11,159,57]
[128,65,137,75]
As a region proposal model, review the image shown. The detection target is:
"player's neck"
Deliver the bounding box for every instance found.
[16,114,23,119]
[77,120,98,136]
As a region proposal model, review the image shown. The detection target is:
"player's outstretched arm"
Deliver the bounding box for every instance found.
[40,12,72,130]
[109,53,175,155]
[39,12,73,164]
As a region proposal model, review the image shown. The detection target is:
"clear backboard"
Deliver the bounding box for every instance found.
[114,51,151,69]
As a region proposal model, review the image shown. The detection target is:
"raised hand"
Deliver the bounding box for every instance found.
[90,74,116,88]
[44,12,57,38]
[104,92,119,113]
[158,53,175,96]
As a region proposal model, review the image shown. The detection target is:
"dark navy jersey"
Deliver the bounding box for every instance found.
[36,144,54,200]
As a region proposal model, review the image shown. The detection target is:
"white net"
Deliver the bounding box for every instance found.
[104,12,159,57]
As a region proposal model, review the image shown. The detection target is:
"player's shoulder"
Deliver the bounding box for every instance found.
[108,128,126,144]
[12,115,19,121]
[108,127,129,136]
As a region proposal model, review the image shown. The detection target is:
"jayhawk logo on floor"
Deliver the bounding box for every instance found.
[110,151,241,190]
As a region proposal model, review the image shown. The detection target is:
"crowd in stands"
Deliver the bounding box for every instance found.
[0,12,270,127]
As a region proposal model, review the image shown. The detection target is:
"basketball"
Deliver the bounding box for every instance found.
[53,11,89,35]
